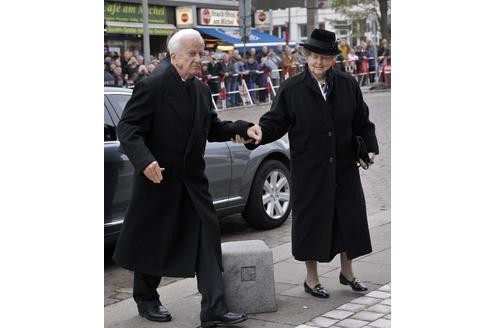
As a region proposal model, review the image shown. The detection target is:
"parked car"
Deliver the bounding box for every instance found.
[104,87,291,245]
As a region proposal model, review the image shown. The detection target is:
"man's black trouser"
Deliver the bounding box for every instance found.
[133,223,227,320]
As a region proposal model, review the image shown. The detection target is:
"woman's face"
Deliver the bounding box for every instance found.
[307,51,334,80]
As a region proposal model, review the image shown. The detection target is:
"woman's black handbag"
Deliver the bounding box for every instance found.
[352,135,373,169]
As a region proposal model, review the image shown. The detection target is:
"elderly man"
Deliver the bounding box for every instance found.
[246,29,379,298]
[113,29,260,326]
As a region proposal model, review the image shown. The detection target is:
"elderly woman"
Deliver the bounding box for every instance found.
[247,29,379,298]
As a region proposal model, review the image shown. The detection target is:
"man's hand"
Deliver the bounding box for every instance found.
[247,124,262,144]
[143,161,165,183]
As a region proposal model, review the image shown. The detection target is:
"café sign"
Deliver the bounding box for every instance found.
[199,8,239,27]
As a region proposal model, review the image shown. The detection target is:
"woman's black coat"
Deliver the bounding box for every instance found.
[113,65,251,277]
[249,66,379,261]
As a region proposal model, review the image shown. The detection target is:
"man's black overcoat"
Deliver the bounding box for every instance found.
[113,65,251,277]
[248,66,379,261]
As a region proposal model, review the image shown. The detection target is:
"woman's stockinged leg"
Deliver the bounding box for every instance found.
[305,260,320,287]
[340,252,354,280]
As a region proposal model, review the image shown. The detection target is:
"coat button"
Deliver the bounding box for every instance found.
[328,131,332,137]
[329,157,334,163]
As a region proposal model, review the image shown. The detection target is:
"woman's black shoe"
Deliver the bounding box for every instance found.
[339,272,368,291]
[303,281,329,298]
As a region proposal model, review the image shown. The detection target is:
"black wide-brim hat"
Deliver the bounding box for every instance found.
[300,29,341,56]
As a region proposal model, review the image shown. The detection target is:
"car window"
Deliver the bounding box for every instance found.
[104,106,117,142]
[106,93,131,120]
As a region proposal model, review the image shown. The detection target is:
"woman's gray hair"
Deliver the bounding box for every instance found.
[167,29,203,55]
[302,48,312,57]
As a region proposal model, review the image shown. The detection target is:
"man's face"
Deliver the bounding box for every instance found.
[171,36,205,79]
[307,51,334,79]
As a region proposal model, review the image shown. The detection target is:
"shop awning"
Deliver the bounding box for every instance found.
[105,21,176,36]
[194,26,296,49]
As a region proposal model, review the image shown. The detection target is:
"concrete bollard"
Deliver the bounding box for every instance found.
[221,240,277,314]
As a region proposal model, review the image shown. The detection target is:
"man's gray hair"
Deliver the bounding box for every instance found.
[167,29,203,55]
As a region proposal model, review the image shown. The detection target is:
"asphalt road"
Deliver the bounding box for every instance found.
[104,90,391,307]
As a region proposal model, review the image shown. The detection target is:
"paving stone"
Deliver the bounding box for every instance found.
[380,298,391,306]
[366,304,391,314]
[295,325,318,328]
[357,249,390,265]
[333,318,369,328]
[383,314,391,320]
[377,284,391,292]
[366,291,390,299]
[350,296,381,306]
[322,309,354,320]
[350,311,384,322]
[311,316,339,327]
[302,323,319,328]
[337,303,367,312]
[368,318,391,328]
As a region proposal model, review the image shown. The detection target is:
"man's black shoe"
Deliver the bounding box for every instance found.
[138,304,172,322]
[201,311,247,327]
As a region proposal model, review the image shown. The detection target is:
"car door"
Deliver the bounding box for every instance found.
[104,94,134,234]
[204,142,232,210]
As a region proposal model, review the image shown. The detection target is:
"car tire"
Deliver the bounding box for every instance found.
[242,159,291,229]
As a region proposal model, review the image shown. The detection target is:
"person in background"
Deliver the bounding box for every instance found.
[207,54,221,104]
[134,64,149,84]
[256,46,269,63]
[266,50,281,87]
[257,57,272,103]
[244,56,259,103]
[347,48,359,74]
[224,54,238,107]
[275,44,284,58]
[233,58,250,105]
[296,45,307,67]
[121,50,132,78]
[213,53,230,107]
[146,63,156,75]
[198,62,212,85]
[377,39,391,82]
[281,47,299,79]
[249,47,257,60]
[104,63,116,86]
[112,66,124,87]
[364,39,377,83]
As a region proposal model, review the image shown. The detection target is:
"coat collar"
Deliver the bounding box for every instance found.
[184,78,207,157]
[302,64,335,129]
[162,65,195,128]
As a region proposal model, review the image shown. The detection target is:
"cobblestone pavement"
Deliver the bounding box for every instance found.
[296,284,391,328]
[104,90,391,307]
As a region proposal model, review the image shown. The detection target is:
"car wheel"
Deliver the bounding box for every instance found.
[242,159,291,229]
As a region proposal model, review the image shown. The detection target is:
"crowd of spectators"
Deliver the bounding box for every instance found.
[104,38,391,108]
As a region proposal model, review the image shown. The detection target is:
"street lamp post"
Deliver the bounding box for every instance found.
[142,0,151,65]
